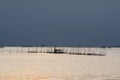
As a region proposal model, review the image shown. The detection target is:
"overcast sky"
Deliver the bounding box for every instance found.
[0,0,120,46]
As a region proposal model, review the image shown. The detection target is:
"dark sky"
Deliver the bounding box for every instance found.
[0,0,120,46]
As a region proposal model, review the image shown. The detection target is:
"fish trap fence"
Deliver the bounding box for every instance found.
[0,47,106,56]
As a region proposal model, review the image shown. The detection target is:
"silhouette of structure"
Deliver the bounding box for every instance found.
[0,46,107,56]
